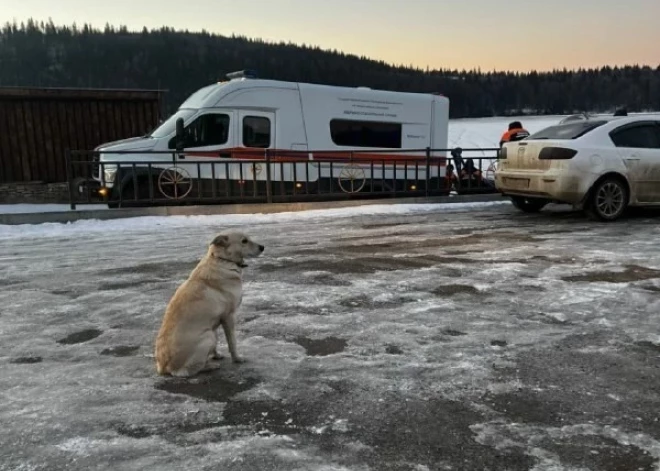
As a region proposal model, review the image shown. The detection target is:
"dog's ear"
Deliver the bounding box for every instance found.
[211,235,229,247]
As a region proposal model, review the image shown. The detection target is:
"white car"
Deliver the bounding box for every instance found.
[494,115,660,221]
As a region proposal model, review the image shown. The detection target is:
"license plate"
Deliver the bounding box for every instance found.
[504,178,530,190]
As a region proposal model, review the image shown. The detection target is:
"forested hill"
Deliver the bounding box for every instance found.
[1,20,659,118]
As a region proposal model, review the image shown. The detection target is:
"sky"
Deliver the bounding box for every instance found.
[0,0,659,72]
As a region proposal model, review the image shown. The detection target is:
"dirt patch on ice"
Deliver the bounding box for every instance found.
[562,265,660,283]
[114,416,226,441]
[539,435,656,471]
[218,390,535,470]
[293,336,348,356]
[154,375,259,403]
[360,221,416,229]
[9,356,43,364]
[57,328,103,345]
[432,284,480,296]
[485,390,563,426]
[635,341,660,353]
[639,284,660,293]
[48,288,84,298]
[385,345,404,355]
[486,333,660,437]
[0,278,24,288]
[441,329,468,337]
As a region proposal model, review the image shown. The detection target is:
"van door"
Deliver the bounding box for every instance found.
[238,110,276,182]
[171,109,235,181]
[239,111,276,150]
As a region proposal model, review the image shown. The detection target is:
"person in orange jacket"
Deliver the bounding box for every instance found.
[499,121,530,147]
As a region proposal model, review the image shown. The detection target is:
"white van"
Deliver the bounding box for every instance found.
[91,71,450,203]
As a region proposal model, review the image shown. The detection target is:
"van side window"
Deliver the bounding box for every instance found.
[330,119,402,148]
[609,123,660,149]
[243,116,271,148]
[168,113,230,149]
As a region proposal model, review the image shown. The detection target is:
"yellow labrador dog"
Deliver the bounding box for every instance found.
[155,230,264,377]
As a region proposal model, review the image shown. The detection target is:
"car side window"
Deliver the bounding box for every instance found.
[243,116,271,148]
[168,113,230,149]
[609,123,660,149]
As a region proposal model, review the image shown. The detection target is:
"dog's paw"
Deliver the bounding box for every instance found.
[212,351,225,360]
[232,356,247,364]
[206,360,224,370]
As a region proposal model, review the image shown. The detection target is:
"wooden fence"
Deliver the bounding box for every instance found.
[0,87,165,183]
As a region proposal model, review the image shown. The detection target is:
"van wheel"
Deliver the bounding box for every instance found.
[510,196,548,213]
[585,176,628,221]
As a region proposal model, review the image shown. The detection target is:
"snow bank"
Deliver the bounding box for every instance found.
[0,201,509,240]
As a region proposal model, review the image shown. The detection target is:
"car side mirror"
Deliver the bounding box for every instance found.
[175,118,185,151]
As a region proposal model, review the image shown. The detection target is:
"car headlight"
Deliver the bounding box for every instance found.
[103,165,118,183]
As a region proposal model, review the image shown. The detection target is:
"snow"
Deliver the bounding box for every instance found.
[2,201,660,470]
[0,201,508,239]
[448,114,562,150]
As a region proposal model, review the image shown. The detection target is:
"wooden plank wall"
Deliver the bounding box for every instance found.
[0,87,165,183]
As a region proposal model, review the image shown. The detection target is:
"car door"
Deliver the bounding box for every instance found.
[609,121,660,203]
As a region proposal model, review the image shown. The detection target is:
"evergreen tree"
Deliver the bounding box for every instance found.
[0,20,658,118]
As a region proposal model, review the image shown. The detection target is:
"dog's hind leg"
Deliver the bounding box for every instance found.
[171,332,220,377]
[221,315,244,363]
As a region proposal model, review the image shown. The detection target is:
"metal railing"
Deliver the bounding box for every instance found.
[66,147,501,209]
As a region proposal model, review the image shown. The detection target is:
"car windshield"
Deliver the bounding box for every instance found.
[528,120,608,140]
[149,109,197,138]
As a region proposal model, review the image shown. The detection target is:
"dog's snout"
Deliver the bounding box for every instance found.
[258,245,265,252]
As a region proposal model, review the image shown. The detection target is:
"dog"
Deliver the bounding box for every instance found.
[154,230,264,377]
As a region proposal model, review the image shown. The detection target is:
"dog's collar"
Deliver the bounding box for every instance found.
[217,257,247,269]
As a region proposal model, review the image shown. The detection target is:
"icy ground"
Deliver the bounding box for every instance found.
[2,203,660,470]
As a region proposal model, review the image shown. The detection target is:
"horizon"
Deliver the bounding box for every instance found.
[2,19,659,75]
[1,0,659,73]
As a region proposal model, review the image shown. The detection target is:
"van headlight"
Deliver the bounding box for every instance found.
[103,164,118,183]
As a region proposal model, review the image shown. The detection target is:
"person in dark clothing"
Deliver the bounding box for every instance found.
[499,121,530,147]
[461,158,480,179]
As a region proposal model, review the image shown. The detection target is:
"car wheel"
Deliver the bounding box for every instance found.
[510,196,548,213]
[585,177,628,221]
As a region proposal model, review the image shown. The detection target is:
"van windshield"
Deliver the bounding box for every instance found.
[528,120,608,140]
[150,109,197,138]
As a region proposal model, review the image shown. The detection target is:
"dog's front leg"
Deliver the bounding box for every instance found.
[211,328,225,360]
[221,315,245,363]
